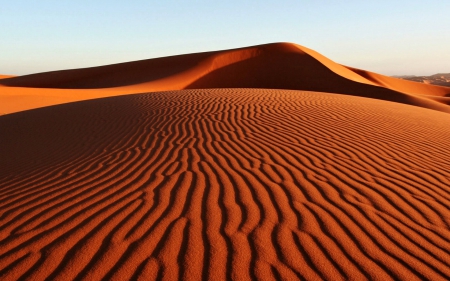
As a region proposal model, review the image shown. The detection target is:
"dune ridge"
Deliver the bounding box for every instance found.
[1,43,450,114]
[1,89,450,280]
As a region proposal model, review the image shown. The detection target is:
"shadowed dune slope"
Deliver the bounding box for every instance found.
[1,89,449,280]
[1,43,450,113]
[345,67,450,106]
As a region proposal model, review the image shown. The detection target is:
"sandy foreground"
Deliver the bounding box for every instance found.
[1,43,450,280]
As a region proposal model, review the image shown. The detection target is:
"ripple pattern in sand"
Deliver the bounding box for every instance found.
[0,89,450,281]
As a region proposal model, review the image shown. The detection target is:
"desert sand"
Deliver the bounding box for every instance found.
[1,43,450,280]
[1,43,450,115]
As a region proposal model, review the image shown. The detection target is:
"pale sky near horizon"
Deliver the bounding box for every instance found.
[1,0,449,76]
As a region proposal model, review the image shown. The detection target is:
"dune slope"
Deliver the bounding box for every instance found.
[1,89,449,280]
[1,43,450,114]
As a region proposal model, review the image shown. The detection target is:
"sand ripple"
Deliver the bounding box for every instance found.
[1,89,449,280]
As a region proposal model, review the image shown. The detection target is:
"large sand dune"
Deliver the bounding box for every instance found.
[1,43,450,115]
[1,89,450,280]
[1,43,450,280]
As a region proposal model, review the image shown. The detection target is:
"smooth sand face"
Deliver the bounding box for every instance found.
[1,89,450,280]
[1,42,450,115]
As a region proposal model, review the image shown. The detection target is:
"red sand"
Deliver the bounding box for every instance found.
[1,44,450,280]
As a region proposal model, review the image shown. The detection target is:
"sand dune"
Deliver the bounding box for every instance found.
[1,43,450,114]
[1,89,450,280]
[347,67,450,97]
[1,43,450,280]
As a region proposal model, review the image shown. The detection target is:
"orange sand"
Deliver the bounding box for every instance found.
[1,44,450,281]
[1,43,450,115]
[1,89,450,280]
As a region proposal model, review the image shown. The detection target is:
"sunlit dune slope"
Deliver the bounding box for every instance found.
[0,75,14,79]
[1,89,449,280]
[1,43,450,114]
[0,87,133,115]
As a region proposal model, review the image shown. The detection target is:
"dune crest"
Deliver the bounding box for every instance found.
[1,42,450,114]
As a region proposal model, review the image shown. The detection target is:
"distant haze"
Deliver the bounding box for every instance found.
[1,0,449,76]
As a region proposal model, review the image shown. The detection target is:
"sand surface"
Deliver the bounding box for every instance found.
[1,43,450,280]
[1,88,450,280]
[1,43,450,115]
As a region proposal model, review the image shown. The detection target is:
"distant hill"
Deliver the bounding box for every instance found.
[397,73,450,87]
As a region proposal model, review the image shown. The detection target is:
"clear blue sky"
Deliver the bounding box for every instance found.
[1,0,449,76]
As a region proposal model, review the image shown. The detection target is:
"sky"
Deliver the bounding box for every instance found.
[1,0,449,76]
